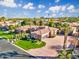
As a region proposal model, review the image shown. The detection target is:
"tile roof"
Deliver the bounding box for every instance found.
[32,27,50,35]
[17,25,30,31]
[32,27,58,35]
[17,25,58,35]
[0,21,18,26]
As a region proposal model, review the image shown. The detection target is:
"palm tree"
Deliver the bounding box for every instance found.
[0,24,2,30]
[58,23,71,59]
[39,20,43,26]
[74,26,79,48]
[33,20,37,25]
[29,20,32,39]
[63,25,70,49]
[58,23,70,49]
[8,25,19,43]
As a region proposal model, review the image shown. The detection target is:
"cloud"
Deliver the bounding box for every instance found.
[67,5,75,10]
[23,2,35,10]
[49,5,66,13]
[45,11,49,13]
[49,4,77,13]
[67,5,76,13]
[55,0,60,3]
[48,4,79,17]
[37,10,41,13]
[18,4,22,7]
[38,4,45,9]
[0,0,17,8]
[59,13,65,17]
[51,14,56,17]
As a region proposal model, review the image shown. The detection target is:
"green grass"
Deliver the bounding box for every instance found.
[0,30,14,40]
[15,40,46,50]
[0,30,46,49]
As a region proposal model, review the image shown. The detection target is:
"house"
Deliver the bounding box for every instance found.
[31,26,50,39]
[16,25,58,39]
[31,26,58,39]
[69,25,79,47]
[16,25,45,33]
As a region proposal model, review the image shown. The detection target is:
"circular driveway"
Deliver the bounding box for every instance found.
[27,35,71,57]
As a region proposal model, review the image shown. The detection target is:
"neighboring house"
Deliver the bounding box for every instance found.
[73,26,79,36]
[0,22,5,26]
[71,26,79,35]
[69,22,79,27]
[68,22,79,36]
[0,20,22,31]
[0,21,9,31]
[5,21,19,26]
[1,25,9,31]
[15,25,30,33]
[70,26,79,47]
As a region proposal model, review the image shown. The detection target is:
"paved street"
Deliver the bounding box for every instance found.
[0,39,36,59]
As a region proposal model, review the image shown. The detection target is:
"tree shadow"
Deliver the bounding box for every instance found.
[49,45,63,53]
[49,45,62,49]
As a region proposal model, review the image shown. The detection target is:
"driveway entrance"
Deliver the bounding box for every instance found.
[27,35,71,57]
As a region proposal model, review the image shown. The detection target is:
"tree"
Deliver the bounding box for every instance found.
[0,24,2,30]
[39,20,43,26]
[48,22,55,27]
[0,17,6,21]
[8,25,17,42]
[33,20,37,25]
[21,20,27,26]
[63,25,70,49]
[9,25,16,32]
[58,23,72,59]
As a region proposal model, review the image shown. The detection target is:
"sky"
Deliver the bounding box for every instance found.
[0,0,79,18]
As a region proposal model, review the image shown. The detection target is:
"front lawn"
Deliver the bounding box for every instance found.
[0,30,14,40]
[0,30,46,50]
[15,40,46,50]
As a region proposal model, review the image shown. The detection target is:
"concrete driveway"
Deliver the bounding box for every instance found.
[27,35,71,57]
[0,39,36,59]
